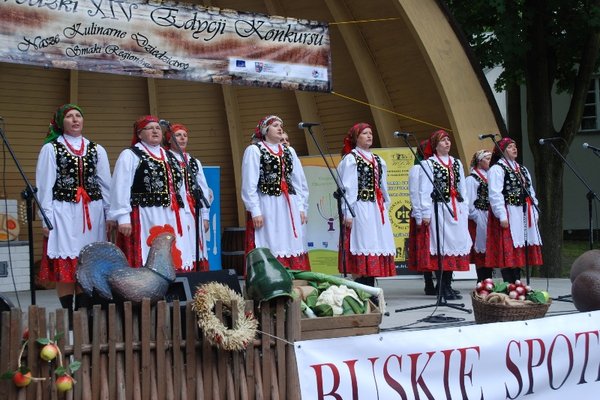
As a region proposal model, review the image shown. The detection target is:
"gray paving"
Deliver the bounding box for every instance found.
[375,276,577,332]
[1,276,579,333]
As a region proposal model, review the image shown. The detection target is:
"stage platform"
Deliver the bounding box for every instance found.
[1,276,578,332]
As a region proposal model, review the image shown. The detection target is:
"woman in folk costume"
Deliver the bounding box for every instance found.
[418,129,472,300]
[407,140,435,294]
[337,123,396,286]
[465,149,493,282]
[164,123,212,272]
[36,103,112,324]
[110,116,186,270]
[241,115,311,270]
[486,137,542,283]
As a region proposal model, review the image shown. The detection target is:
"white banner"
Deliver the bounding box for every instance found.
[0,0,331,91]
[294,311,600,399]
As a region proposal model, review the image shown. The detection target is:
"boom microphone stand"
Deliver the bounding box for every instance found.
[299,124,355,277]
[395,134,471,318]
[545,139,600,302]
[0,119,53,305]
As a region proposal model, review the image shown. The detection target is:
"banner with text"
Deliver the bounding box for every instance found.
[295,312,600,399]
[0,0,331,91]
[300,148,413,275]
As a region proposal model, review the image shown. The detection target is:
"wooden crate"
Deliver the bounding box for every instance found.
[299,300,382,340]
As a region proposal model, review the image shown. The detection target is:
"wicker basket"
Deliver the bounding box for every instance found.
[471,292,551,324]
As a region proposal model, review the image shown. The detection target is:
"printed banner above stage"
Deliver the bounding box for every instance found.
[300,148,414,275]
[0,0,331,91]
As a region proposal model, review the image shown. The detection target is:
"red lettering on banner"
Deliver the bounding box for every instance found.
[574,330,599,384]
[310,362,343,400]
[457,347,482,399]
[382,355,409,399]
[524,338,546,394]
[504,330,600,398]
[548,334,573,390]
[409,351,436,398]
[311,347,484,399]
[505,340,524,399]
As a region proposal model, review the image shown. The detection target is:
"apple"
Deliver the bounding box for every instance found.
[55,375,74,392]
[478,290,489,297]
[518,295,526,301]
[40,343,58,362]
[540,291,550,303]
[485,283,494,291]
[12,371,32,388]
[508,284,516,292]
[509,290,518,299]
[514,280,522,286]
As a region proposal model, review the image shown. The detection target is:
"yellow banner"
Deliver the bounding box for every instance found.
[301,148,415,275]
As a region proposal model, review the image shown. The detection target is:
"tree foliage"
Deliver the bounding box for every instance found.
[444,0,600,277]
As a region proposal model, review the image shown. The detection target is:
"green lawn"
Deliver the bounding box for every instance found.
[530,240,600,278]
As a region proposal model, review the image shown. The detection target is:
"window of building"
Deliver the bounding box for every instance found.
[581,77,600,132]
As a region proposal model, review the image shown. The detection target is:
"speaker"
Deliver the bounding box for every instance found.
[0,293,14,313]
[164,269,241,305]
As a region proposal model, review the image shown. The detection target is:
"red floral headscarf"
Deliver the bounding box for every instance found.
[44,103,84,144]
[429,129,450,155]
[491,137,515,164]
[163,123,189,149]
[342,122,372,156]
[252,115,283,142]
[470,149,492,169]
[414,139,432,165]
[132,115,160,145]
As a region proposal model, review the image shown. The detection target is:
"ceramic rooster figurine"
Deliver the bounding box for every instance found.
[76,232,176,304]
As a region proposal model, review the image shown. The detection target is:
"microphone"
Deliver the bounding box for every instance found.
[393,131,411,138]
[478,133,498,140]
[298,122,320,129]
[159,119,171,128]
[538,137,562,145]
[583,142,600,151]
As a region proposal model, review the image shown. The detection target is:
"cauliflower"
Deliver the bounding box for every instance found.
[316,285,360,315]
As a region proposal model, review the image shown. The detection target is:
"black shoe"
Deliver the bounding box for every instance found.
[424,285,437,295]
[442,285,463,301]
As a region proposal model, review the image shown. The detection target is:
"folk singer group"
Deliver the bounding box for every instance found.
[36,104,542,324]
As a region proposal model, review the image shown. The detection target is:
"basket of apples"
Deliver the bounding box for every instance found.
[472,278,551,324]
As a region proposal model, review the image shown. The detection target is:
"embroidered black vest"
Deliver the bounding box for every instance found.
[430,158,464,203]
[256,143,296,196]
[51,140,103,202]
[499,162,531,206]
[354,152,383,202]
[470,173,489,211]
[180,154,206,201]
[129,146,184,208]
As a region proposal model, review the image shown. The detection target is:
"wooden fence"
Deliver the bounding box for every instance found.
[0,298,302,399]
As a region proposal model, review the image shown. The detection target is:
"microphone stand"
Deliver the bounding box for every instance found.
[170,137,210,269]
[302,126,355,277]
[546,141,599,302]
[487,136,540,286]
[0,122,53,305]
[395,135,471,318]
